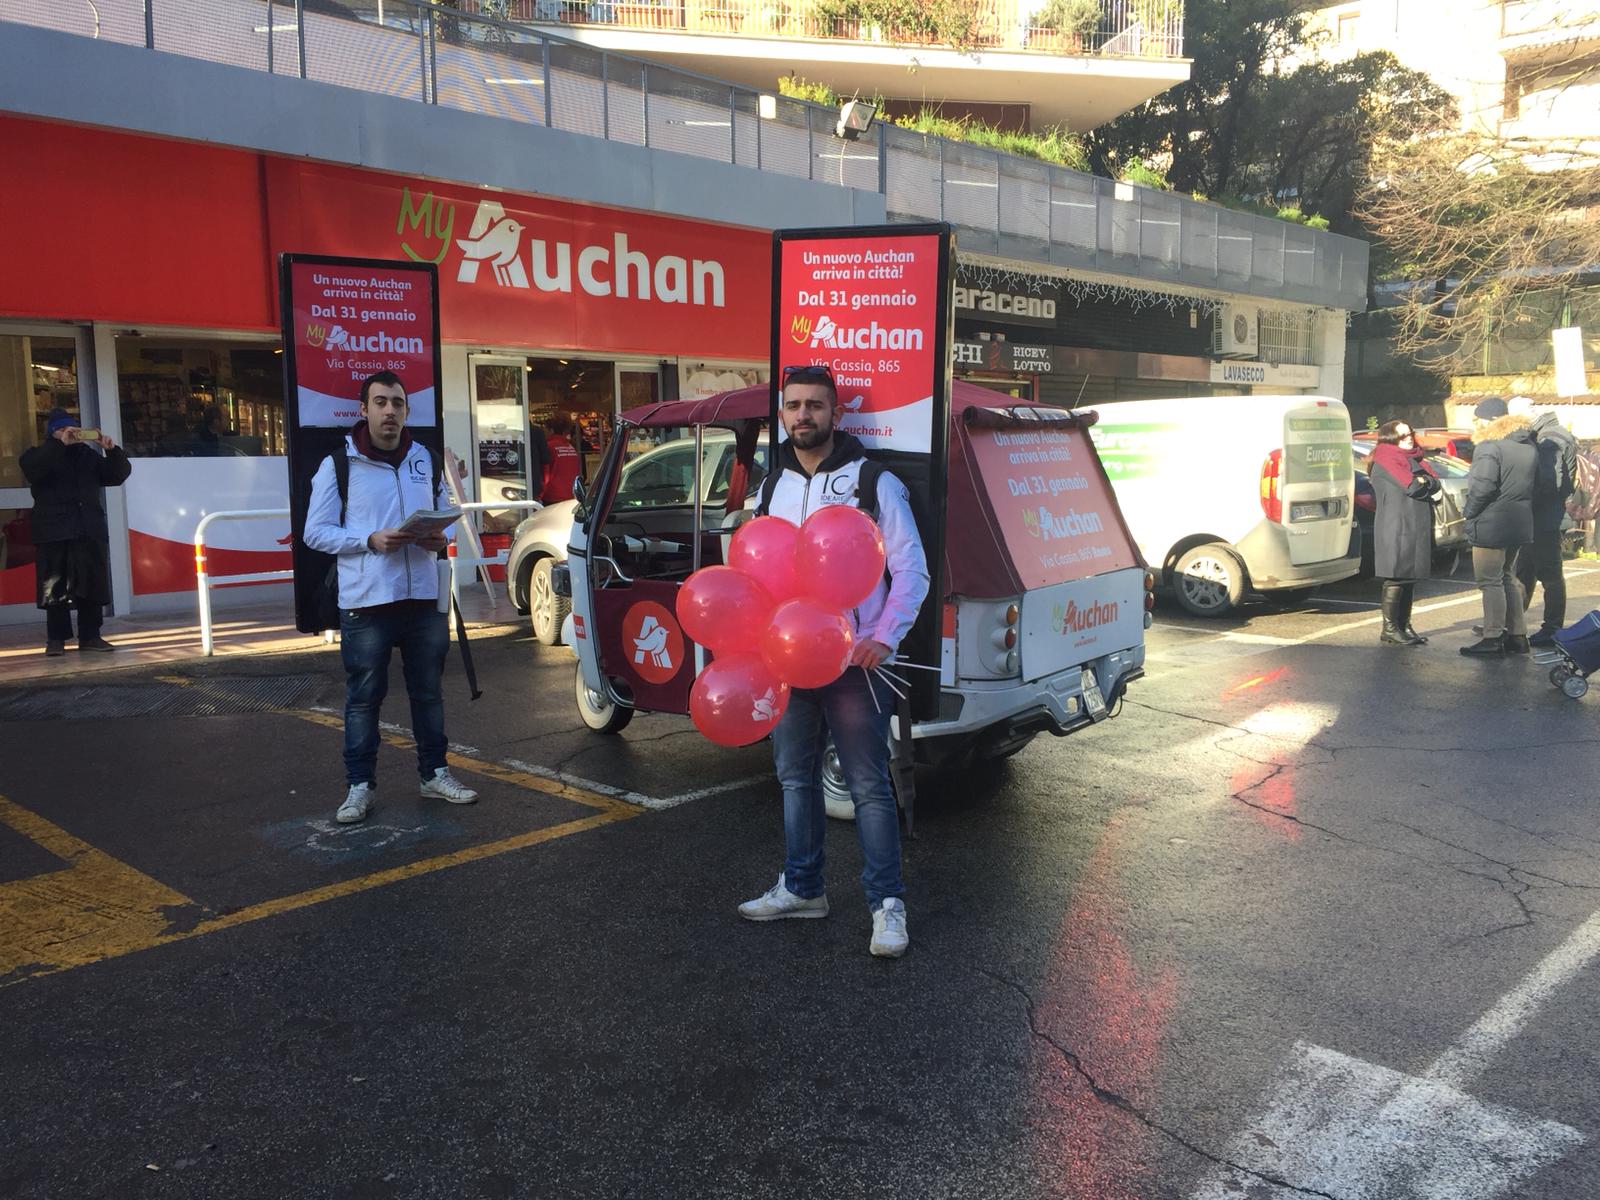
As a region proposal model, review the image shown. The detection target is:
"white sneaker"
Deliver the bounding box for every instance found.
[870,898,909,958]
[420,767,478,804]
[737,873,830,921]
[336,782,373,824]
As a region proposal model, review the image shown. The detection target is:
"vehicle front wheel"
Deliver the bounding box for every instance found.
[1172,544,1247,617]
[575,666,634,734]
[511,557,533,615]
[529,557,571,646]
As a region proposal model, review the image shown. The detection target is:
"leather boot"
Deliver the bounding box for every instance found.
[1379,582,1408,645]
[1399,583,1427,644]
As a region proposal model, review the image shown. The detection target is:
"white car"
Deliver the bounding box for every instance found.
[506,430,764,643]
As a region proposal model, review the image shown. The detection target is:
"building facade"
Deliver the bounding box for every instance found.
[0,5,1364,626]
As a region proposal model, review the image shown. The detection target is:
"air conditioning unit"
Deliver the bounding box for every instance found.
[1213,305,1260,358]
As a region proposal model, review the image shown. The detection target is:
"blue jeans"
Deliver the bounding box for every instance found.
[341,601,450,786]
[772,667,904,909]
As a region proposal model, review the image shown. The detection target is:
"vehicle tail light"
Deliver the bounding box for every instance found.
[989,601,1021,675]
[1354,489,1375,513]
[1260,449,1283,523]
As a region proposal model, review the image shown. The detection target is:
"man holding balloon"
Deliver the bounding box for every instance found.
[678,364,929,958]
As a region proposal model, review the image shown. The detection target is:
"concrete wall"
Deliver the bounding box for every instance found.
[0,22,884,232]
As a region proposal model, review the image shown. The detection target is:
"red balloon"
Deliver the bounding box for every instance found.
[763,597,855,689]
[797,504,887,609]
[728,516,800,603]
[689,653,791,747]
[677,566,775,654]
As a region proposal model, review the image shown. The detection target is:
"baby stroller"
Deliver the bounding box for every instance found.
[1536,610,1600,699]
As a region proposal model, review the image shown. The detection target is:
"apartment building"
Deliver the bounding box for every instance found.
[1311,0,1600,420]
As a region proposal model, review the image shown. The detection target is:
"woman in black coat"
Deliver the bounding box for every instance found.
[1370,419,1439,646]
[18,409,132,656]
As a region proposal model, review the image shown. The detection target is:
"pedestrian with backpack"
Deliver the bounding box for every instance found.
[736,364,930,958]
[1517,409,1578,646]
[302,371,478,824]
[1460,398,1538,657]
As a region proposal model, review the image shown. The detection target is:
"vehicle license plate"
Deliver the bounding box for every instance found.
[1081,668,1108,721]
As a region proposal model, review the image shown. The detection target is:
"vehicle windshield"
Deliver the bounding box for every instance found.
[592,422,771,584]
[612,430,768,510]
[1351,442,1470,481]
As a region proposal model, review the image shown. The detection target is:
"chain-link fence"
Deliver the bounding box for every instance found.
[2,0,1366,308]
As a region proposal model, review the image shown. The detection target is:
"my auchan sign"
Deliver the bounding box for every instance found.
[0,117,769,355]
[264,159,768,358]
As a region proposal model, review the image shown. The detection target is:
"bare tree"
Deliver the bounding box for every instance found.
[1359,14,1600,374]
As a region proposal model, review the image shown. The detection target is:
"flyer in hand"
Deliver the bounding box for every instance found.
[398,507,462,538]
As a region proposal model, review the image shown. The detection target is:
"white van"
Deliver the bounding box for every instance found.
[1089,394,1358,616]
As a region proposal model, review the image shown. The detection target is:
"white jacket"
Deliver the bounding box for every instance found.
[304,435,450,610]
[764,437,930,650]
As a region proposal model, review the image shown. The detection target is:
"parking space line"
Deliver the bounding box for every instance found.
[0,795,198,984]
[288,709,627,812]
[0,713,642,987]
[198,808,633,936]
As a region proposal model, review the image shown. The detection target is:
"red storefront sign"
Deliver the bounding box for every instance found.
[284,259,440,426]
[265,159,767,357]
[772,227,951,453]
[0,116,769,357]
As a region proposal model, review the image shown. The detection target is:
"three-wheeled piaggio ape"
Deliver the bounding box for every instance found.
[552,379,1153,818]
[552,221,1151,819]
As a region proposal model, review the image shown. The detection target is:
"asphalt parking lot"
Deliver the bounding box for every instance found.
[3,565,1600,1199]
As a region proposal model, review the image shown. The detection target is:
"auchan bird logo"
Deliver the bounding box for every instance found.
[457,215,528,288]
[790,314,813,344]
[304,322,328,349]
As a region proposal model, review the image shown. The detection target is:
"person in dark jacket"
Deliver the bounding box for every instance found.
[1516,410,1578,646]
[1460,398,1537,657]
[1370,420,1440,646]
[18,409,132,656]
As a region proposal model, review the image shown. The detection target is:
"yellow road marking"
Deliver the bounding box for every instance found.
[288,708,621,811]
[0,796,196,981]
[0,710,639,987]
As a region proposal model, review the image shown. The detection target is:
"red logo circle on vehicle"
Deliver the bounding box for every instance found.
[621,601,686,685]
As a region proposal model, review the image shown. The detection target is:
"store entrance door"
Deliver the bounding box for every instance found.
[1,326,95,626]
[468,354,531,537]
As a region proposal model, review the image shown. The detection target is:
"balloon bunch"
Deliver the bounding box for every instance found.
[678,505,887,746]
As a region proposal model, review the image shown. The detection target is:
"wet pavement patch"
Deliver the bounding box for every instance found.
[0,675,328,720]
[257,814,467,864]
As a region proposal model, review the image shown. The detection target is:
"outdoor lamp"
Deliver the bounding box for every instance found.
[836,99,877,141]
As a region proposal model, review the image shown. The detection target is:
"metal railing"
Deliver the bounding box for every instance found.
[449,499,545,602]
[449,0,1184,60]
[2,0,1366,309]
[194,508,297,655]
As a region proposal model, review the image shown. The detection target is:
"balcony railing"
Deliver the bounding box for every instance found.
[454,0,1184,59]
[0,0,1362,310]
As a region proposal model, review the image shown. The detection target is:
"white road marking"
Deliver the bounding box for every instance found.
[1423,906,1600,1090]
[499,759,769,811]
[307,707,763,810]
[1188,906,1600,1199]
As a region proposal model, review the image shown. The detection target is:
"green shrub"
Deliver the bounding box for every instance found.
[1119,159,1170,190]
[1032,0,1101,36]
[891,107,1087,170]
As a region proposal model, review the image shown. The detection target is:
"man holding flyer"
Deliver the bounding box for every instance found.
[303,370,477,824]
[738,364,930,958]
